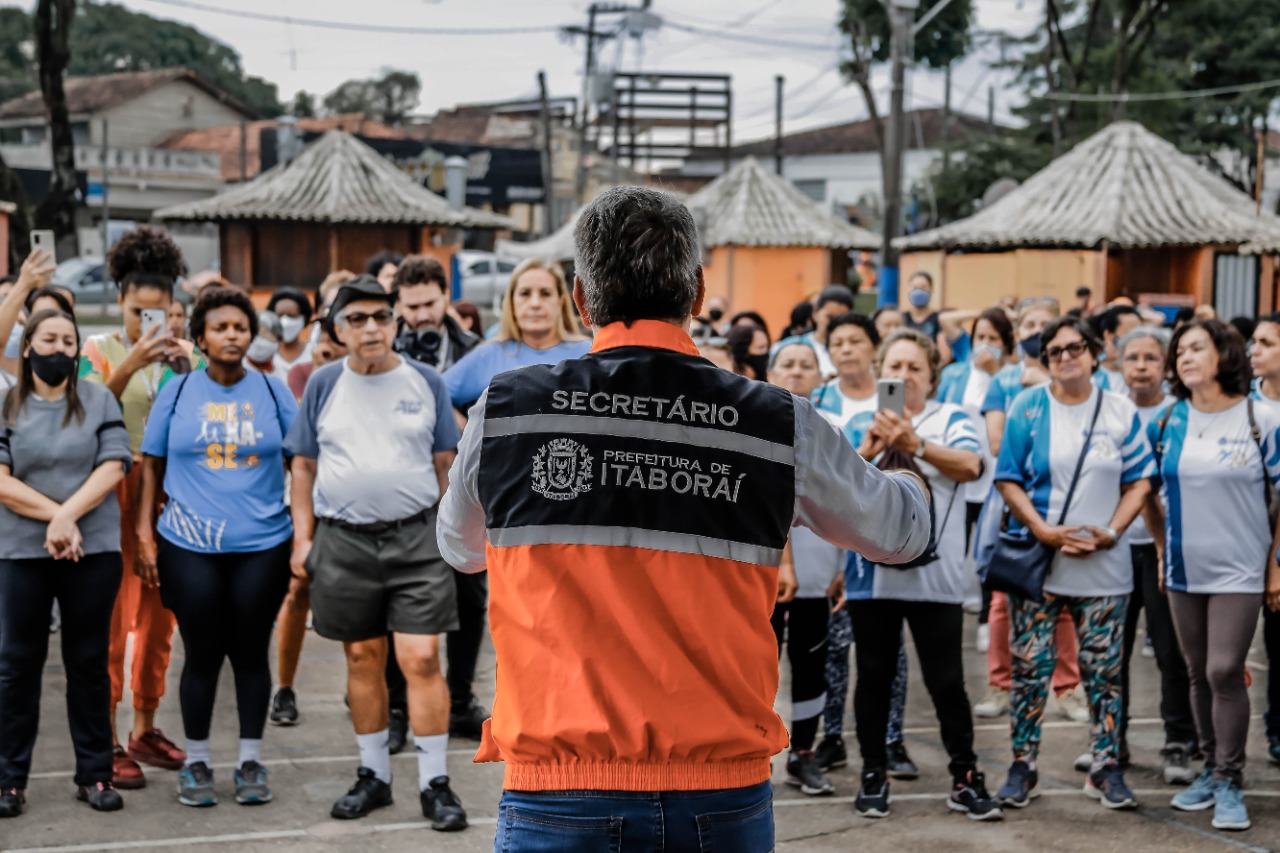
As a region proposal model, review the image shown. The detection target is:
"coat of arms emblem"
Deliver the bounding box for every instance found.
[531,438,593,500]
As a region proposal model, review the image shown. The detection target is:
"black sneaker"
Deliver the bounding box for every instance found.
[77,781,124,812]
[815,736,847,771]
[1269,735,1280,767]
[330,767,393,820]
[949,769,1004,821]
[855,770,890,819]
[1084,763,1137,810]
[449,698,490,740]
[270,687,299,727]
[420,775,468,831]
[0,788,25,818]
[1161,742,1197,785]
[886,741,919,780]
[785,750,835,796]
[387,708,409,756]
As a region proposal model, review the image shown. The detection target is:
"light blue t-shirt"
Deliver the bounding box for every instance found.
[994,386,1155,597]
[141,370,298,554]
[1150,398,1280,594]
[445,339,592,409]
[845,401,982,604]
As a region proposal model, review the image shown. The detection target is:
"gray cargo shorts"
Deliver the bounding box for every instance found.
[307,507,459,642]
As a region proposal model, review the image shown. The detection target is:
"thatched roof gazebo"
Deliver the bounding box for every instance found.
[685,156,881,331]
[157,131,514,290]
[896,121,1280,316]
[495,211,578,262]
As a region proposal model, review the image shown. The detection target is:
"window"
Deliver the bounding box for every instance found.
[497,260,516,273]
[468,260,493,275]
[791,179,827,203]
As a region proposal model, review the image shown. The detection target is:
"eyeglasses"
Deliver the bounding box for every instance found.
[1045,341,1088,361]
[338,309,395,329]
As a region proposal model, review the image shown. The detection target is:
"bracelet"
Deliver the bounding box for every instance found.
[914,439,927,459]
[1101,526,1118,543]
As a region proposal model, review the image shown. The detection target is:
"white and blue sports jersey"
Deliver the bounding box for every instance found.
[1122,395,1176,547]
[1252,378,1280,414]
[1149,398,1280,594]
[994,386,1155,597]
[813,380,877,430]
[982,362,1111,415]
[937,359,996,503]
[845,401,982,604]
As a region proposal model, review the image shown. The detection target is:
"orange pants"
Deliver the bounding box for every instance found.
[988,591,1080,693]
[108,463,175,714]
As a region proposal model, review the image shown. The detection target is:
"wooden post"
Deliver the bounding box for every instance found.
[328,227,339,273]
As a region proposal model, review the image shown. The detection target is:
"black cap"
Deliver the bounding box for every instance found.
[326,274,395,342]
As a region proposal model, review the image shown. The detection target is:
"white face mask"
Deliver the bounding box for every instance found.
[246,336,279,364]
[4,322,23,360]
[279,315,305,344]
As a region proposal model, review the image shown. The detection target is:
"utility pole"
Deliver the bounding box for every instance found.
[880,0,918,308]
[774,75,785,175]
[941,63,952,173]
[537,71,555,236]
[99,118,109,302]
[571,3,600,205]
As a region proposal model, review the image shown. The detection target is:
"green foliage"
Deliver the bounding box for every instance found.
[288,90,316,119]
[321,70,421,125]
[0,0,282,116]
[838,0,976,70]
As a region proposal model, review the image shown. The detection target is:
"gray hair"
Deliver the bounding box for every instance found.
[573,186,701,326]
[1117,324,1171,357]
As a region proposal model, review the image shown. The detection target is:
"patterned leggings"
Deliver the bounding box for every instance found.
[823,607,908,742]
[1009,593,1127,766]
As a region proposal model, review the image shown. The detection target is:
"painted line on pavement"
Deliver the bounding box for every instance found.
[27,749,480,781]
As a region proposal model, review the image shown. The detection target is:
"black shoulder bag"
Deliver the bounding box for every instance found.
[984,390,1103,603]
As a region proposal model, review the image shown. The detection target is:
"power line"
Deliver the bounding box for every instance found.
[135,0,562,35]
[1044,78,1280,103]
[661,19,836,52]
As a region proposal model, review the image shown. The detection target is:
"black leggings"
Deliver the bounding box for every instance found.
[157,538,291,741]
[849,599,976,779]
[771,597,830,751]
[0,553,121,788]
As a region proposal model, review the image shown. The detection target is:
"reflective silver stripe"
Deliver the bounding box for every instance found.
[484,415,795,465]
[488,525,783,566]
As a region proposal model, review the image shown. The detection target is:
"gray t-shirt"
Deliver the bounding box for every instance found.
[0,381,133,559]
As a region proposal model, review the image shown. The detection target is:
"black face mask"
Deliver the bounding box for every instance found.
[29,350,77,386]
[745,353,770,380]
[1019,334,1042,360]
[395,327,443,366]
[708,307,724,322]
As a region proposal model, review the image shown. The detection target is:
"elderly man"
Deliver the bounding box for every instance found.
[284,275,466,831]
[437,186,931,851]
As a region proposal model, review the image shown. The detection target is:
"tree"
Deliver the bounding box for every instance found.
[34,0,77,252]
[837,0,976,155]
[67,1,282,116]
[288,90,316,119]
[322,70,421,125]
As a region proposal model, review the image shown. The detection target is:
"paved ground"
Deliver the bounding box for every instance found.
[8,611,1280,853]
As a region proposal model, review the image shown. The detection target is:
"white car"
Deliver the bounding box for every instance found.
[456,251,517,311]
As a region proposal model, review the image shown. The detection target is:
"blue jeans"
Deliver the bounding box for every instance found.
[494,782,774,853]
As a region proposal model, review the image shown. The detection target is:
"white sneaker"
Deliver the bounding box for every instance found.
[1056,688,1090,723]
[976,624,990,653]
[1074,751,1092,773]
[973,687,1009,718]
[963,597,982,614]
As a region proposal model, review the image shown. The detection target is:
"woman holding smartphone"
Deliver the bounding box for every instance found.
[992,316,1154,812]
[844,329,1000,822]
[80,228,203,790]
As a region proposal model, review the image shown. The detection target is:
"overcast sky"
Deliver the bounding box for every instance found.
[3,0,1044,141]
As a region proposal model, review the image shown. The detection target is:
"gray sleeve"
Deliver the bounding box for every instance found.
[792,396,931,564]
[91,387,133,474]
[436,388,488,574]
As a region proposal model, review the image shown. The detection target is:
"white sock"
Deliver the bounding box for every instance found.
[238,738,263,767]
[415,734,449,791]
[184,739,211,768]
[356,730,392,784]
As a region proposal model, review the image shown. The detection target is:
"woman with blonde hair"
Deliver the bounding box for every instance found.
[445,258,590,412]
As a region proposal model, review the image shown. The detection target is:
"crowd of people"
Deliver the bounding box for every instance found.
[0,188,1278,849]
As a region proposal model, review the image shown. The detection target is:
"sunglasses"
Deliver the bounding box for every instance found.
[1044,341,1088,361]
[339,308,395,329]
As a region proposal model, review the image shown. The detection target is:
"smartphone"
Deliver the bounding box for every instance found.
[30,229,54,257]
[140,308,167,338]
[877,378,905,416]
